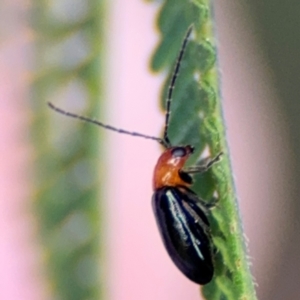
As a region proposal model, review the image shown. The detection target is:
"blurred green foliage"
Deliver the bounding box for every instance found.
[31,1,106,299]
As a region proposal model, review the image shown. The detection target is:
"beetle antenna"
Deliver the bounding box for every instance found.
[163,25,193,147]
[48,102,168,147]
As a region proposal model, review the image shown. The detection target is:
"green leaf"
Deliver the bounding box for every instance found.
[151,1,258,299]
[31,1,107,299]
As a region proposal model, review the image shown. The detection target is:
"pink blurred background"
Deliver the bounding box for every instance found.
[1,0,296,299]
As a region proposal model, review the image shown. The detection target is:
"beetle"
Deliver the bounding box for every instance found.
[48,25,222,284]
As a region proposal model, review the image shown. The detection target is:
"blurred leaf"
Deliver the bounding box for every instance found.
[31,1,107,299]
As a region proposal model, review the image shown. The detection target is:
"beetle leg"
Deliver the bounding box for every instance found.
[194,194,218,211]
[177,186,218,212]
[203,195,219,209]
[184,152,223,174]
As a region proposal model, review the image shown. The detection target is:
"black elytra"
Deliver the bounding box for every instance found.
[152,186,214,284]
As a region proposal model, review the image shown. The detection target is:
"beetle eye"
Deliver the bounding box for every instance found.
[171,147,187,158]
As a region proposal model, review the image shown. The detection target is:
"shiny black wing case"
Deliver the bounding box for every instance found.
[152,186,214,284]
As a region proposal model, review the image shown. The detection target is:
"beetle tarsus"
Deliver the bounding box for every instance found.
[184,152,223,174]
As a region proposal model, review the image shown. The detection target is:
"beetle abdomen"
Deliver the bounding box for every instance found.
[152,187,214,284]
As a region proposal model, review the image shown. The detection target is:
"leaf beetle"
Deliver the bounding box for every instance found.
[48,25,222,284]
